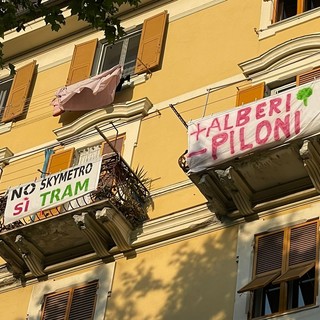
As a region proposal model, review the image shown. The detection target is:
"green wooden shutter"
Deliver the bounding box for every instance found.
[135,11,168,74]
[2,60,36,122]
[66,39,98,86]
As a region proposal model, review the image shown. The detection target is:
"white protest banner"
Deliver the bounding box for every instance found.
[4,157,102,225]
[187,79,320,172]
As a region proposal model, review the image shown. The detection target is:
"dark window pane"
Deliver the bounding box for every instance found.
[253,283,280,317]
[100,41,123,72]
[287,267,315,309]
[0,78,13,120]
[305,0,320,10]
[123,33,141,77]
[277,0,298,21]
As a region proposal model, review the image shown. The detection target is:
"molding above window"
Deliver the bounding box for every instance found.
[239,33,320,82]
[259,3,320,40]
[53,97,152,140]
[27,263,115,320]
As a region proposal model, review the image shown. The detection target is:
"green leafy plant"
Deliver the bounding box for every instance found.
[0,0,141,69]
[296,87,313,106]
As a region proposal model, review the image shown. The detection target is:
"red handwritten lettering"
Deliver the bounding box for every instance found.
[269,98,282,116]
[274,115,290,141]
[236,107,251,127]
[212,133,228,160]
[239,127,253,151]
[256,120,272,144]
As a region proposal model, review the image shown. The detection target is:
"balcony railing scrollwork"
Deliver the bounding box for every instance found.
[0,153,151,232]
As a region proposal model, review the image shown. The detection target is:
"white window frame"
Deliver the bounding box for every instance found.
[234,208,320,320]
[0,77,14,134]
[27,263,115,320]
[259,1,320,40]
[92,26,143,82]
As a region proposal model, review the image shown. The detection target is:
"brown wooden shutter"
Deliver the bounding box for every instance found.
[69,281,98,320]
[47,148,75,174]
[273,221,318,283]
[297,67,320,86]
[66,39,98,86]
[41,290,71,320]
[41,281,98,320]
[255,231,284,275]
[288,221,318,266]
[101,135,125,156]
[2,60,36,122]
[135,11,168,74]
[238,231,284,293]
[236,82,265,107]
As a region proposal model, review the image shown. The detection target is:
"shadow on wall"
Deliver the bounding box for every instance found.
[108,227,238,320]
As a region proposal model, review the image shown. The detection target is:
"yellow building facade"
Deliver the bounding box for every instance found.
[0,0,320,319]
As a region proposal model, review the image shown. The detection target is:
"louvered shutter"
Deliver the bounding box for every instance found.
[2,61,36,122]
[66,39,98,86]
[69,281,98,320]
[297,67,320,86]
[238,231,284,293]
[41,282,98,320]
[41,290,71,320]
[236,82,265,107]
[101,135,125,155]
[135,11,168,74]
[273,221,318,283]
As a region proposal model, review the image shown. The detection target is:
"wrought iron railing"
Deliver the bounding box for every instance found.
[178,150,189,173]
[0,153,151,232]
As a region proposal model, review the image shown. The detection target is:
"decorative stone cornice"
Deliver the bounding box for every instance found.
[239,33,320,78]
[216,167,254,216]
[300,139,320,193]
[73,212,113,260]
[53,97,152,141]
[96,207,133,253]
[15,235,46,278]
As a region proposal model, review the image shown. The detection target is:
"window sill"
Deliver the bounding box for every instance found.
[251,304,319,320]
[0,122,12,135]
[122,72,148,90]
[258,8,320,40]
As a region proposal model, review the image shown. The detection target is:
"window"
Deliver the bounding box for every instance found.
[97,27,142,79]
[41,281,98,320]
[0,77,13,120]
[27,264,115,320]
[236,67,320,106]
[274,0,320,23]
[238,220,318,318]
[66,11,168,86]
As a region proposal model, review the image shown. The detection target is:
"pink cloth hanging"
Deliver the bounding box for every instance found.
[52,65,123,116]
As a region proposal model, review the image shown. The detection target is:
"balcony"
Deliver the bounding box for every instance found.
[180,80,320,221]
[0,153,150,282]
